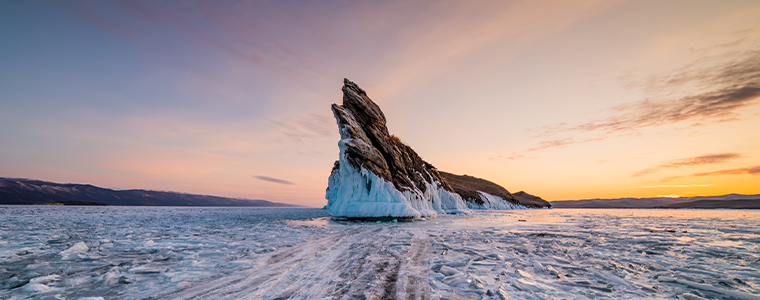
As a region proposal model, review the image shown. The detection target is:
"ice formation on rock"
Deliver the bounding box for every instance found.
[325,79,470,218]
[439,171,551,208]
[467,191,527,210]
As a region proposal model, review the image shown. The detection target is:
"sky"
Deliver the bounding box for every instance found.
[1,0,759,207]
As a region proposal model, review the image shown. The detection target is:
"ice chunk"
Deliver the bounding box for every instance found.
[513,278,544,292]
[440,265,461,276]
[22,283,54,294]
[495,284,513,300]
[533,261,546,273]
[61,241,88,259]
[100,268,122,286]
[29,274,60,285]
[515,269,534,279]
[592,270,629,287]
[682,294,710,300]
[442,273,486,290]
[546,265,561,278]
[666,278,760,300]
[442,274,469,287]
[471,261,499,268]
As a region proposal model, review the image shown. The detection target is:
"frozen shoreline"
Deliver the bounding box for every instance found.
[2,206,759,299]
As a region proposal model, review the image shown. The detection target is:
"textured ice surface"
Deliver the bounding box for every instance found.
[0,206,329,299]
[2,207,759,299]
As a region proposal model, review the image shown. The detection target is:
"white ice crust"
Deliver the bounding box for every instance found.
[5,205,760,299]
[325,138,471,218]
[467,191,527,210]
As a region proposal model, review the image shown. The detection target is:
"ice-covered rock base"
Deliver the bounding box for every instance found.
[467,191,528,210]
[325,150,470,218]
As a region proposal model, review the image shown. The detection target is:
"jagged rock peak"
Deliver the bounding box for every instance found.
[340,78,386,127]
[331,78,453,195]
[324,79,550,218]
[325,79,470,218]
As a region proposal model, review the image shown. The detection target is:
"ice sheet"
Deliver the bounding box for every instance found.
[2,207,759,299]
[0,206,329,299]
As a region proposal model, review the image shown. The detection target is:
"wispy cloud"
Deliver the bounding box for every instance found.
[499,46,760,160]
[694,165,760,176]
[575,84,760,133]
[633,184,712,188]
[575,50,760,134]
[728,27,756,37]
[494,154,523,160]
[658,165,760,182]
[633,153,743,177]
[269,113,335,143]
[253,176,295,185]
[490,137,602,160]
[525,138,577,152]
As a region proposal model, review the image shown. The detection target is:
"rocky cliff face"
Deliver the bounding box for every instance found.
[325,79,548,218]
[511,191,551,208]
[439,172,533,209]
[438,172,550,208]
[325,79,470,218]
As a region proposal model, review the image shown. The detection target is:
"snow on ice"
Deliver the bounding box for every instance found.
[1,206,759,299]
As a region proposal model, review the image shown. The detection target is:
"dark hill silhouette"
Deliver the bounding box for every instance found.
[552,194,760,209]
[656,199,760,209]
[0,177,298,207]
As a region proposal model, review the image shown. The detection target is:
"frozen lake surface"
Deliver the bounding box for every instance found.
[1,206,759,299]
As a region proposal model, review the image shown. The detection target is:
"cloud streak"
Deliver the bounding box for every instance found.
[659,165,760,182]
[633,184,712,188]
[633,153,743,177]
[269,113,335,143]
[501,46,760,160]
[577,50,760,134]
[253,176,295,185]
[694,165,760,176]
[576,84,760,133]
[490,137,603,160]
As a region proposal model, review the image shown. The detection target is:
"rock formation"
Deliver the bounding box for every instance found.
[325,79,470,218]
[512,191,551,208]
[439,172,549,208]
[325,79,548,218]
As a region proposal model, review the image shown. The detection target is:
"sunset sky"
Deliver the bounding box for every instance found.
[1,1,759,207]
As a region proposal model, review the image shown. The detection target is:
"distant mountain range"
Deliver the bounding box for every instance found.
[551,194,760,209]
[0,177,299,207]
